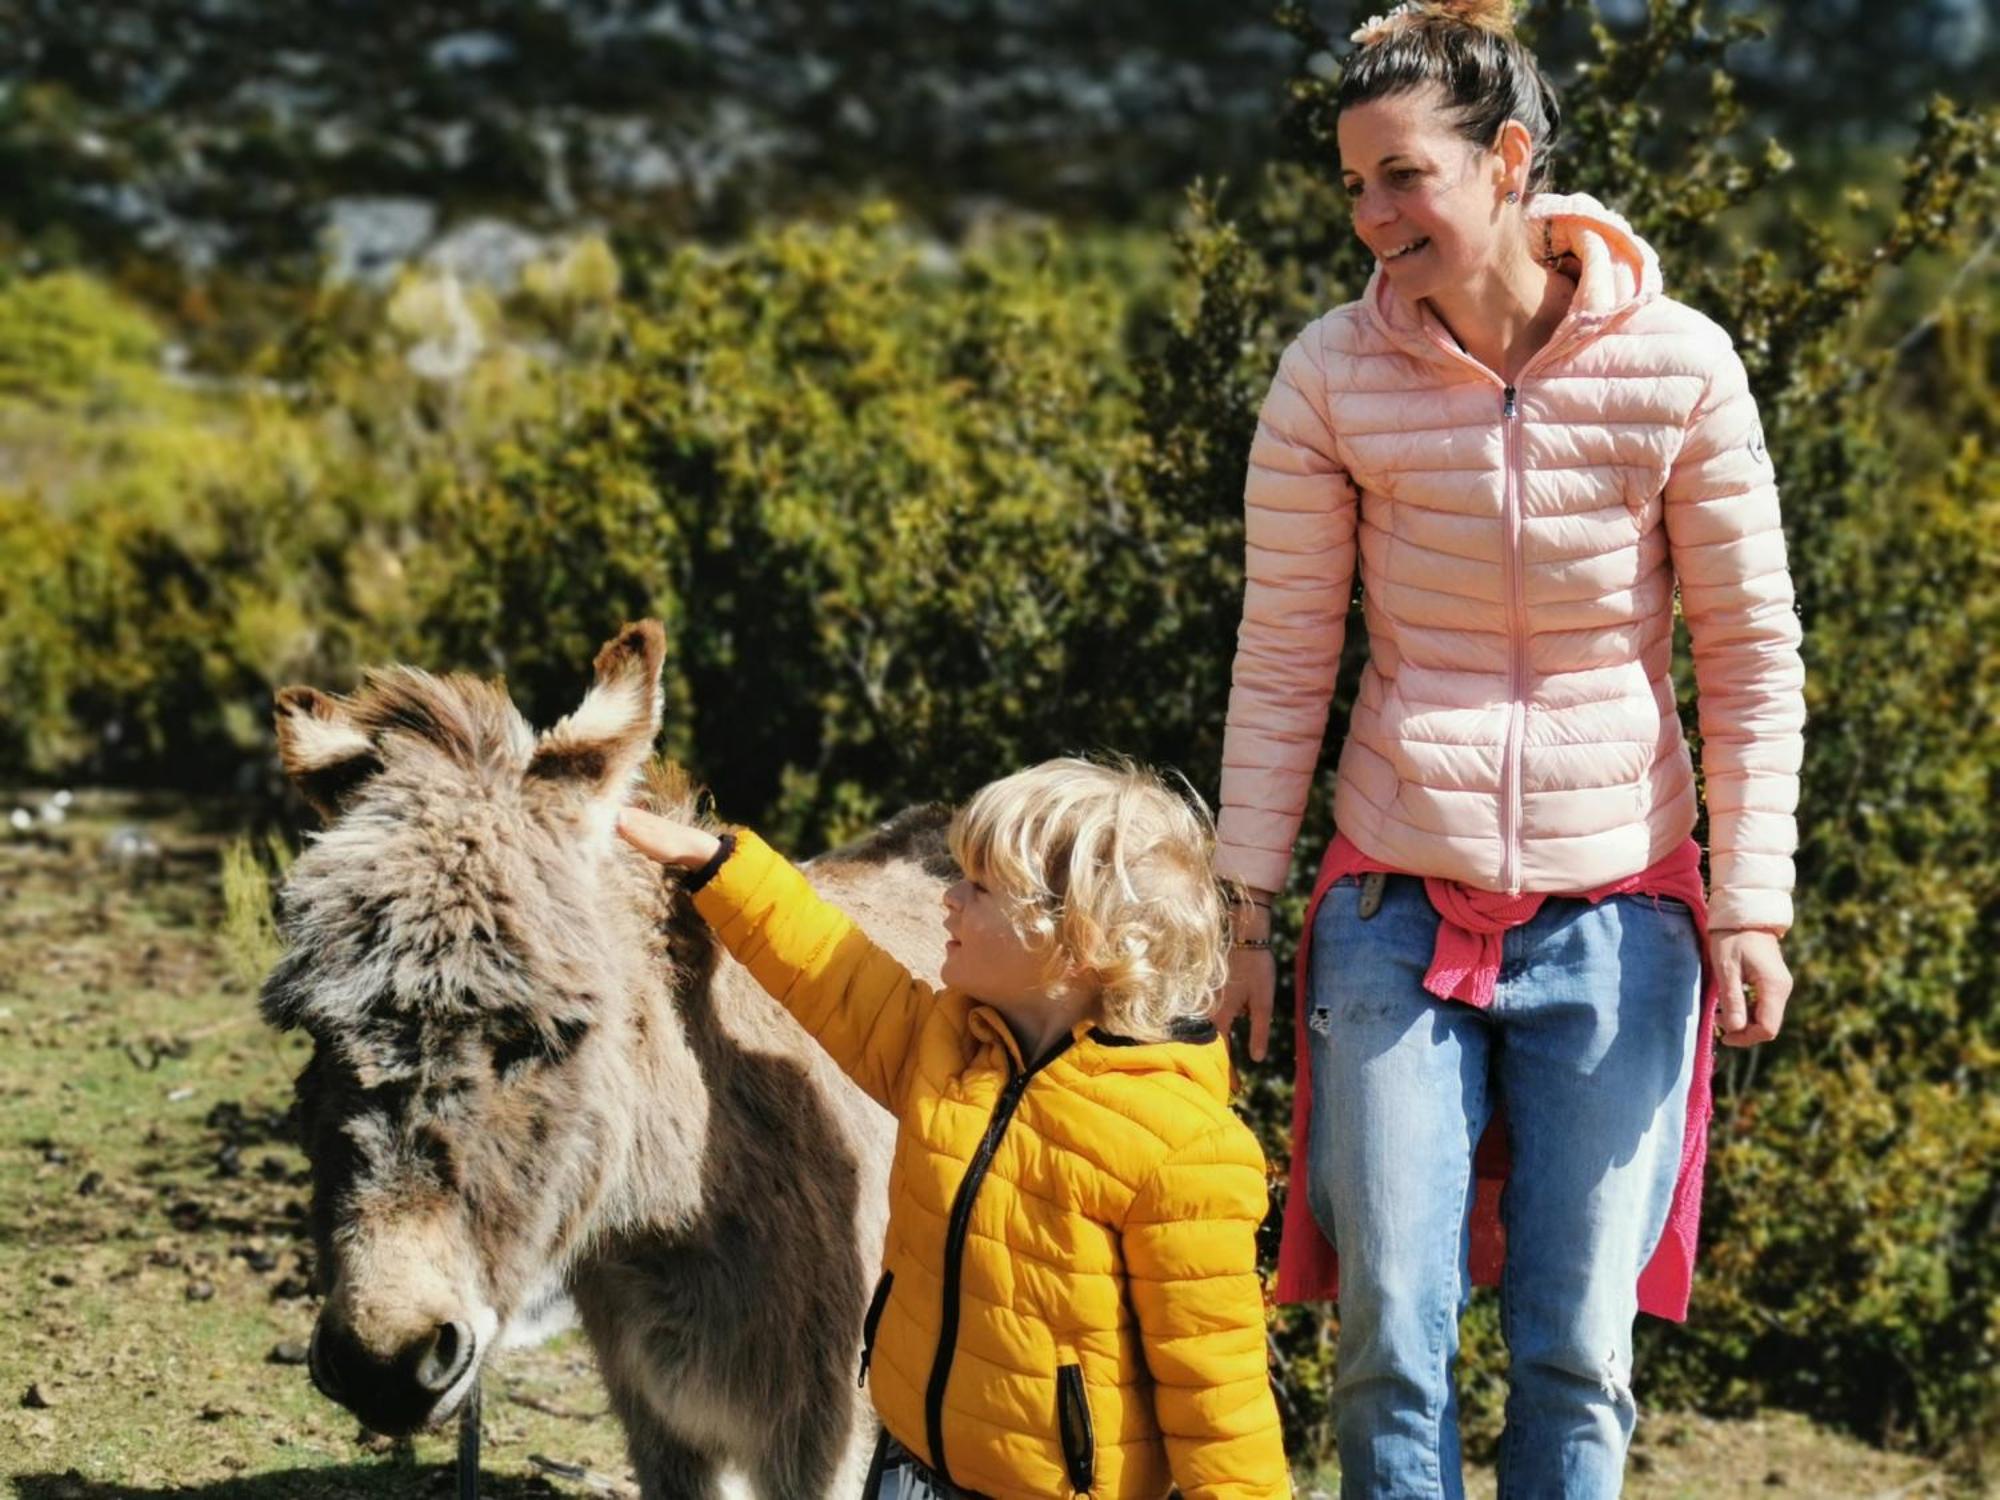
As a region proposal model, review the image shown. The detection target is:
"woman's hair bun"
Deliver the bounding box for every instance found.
[1431,0,1519,38]
[1351,0,1518,50]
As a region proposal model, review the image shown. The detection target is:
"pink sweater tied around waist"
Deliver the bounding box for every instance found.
[1274,833,1719,1322]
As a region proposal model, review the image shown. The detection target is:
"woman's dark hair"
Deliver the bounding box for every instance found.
[1338,0,1563,192]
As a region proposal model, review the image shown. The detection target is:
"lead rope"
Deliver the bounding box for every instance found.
[458,1378,481,1500]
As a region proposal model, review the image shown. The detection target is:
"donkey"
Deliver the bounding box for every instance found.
[260,620,954,1498]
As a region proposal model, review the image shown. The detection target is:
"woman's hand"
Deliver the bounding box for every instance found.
[1214,895,1277,1063]
[616,808,722,870]
[1217,946,1277,1063]
[1710,928,1792,1047]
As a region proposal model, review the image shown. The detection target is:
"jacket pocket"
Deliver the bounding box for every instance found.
[1630,891,1695,918]
[857,1270,893,1387]
[1056,1362,1095,1493]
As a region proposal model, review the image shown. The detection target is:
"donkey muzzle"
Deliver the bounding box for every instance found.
[309,1313,479,1436]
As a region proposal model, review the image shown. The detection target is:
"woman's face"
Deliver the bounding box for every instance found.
[1339,87,1511,299]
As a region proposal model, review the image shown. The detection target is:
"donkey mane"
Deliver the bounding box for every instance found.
[820,802,959,881]
[345,668,536,776]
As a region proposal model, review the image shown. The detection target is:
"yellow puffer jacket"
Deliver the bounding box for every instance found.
[692,831,1290,1500]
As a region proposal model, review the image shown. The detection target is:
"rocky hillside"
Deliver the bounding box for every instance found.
[9,0,1985,289]
[3,0,1293,281]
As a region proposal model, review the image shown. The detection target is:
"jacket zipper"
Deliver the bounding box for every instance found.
[923,1036,1075,1488]
[1500,383,1527,893]
[857,1269,894,1387]
[1410,307,1592,894]
[1056,1362,1096,1493]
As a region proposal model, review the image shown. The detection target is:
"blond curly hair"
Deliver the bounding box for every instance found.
[948,757,1233,1041]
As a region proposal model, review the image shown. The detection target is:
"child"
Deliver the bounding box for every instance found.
[617,758,1291,1500]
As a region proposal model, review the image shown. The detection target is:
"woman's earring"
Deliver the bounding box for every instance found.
[1505,190,1521,204]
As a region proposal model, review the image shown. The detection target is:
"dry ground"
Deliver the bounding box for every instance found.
[0,791,1972,1498]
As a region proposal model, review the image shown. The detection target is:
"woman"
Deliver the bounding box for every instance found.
[1210,2,1805,1496]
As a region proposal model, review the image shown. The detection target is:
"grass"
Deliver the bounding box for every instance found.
[0,792,635,1496]
[0,789,1972,1498]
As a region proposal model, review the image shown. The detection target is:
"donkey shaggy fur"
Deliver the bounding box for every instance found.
[262,621,949,1499]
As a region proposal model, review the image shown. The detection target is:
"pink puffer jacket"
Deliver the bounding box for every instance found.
[1215,193,1805,933]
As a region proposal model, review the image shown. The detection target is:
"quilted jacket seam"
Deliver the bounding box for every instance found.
[1119,1126,1242,1235]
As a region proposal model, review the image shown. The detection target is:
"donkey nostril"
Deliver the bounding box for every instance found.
[307,1321,344,1401]
[413,1320,473,1394]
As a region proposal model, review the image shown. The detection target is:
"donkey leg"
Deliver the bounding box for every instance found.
[745,1370,880,1500]
[627,1426,726,1500]
[609,1382,727,1500]
[745,1409,849,1500]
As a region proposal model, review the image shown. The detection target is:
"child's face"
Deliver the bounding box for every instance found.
[939,875,1066,1009]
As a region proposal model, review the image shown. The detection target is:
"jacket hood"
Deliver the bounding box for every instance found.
[1070,1018,1233,1099]
[1364,190,1663,363]
[966,1006,1232,1098]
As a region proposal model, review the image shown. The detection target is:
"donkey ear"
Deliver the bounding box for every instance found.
[274,686,381,821]
[527,620,666,797]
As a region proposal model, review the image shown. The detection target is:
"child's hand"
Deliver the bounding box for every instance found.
[616,808,723,871]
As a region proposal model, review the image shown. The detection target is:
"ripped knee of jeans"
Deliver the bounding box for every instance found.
[1307,1002,1333,1037]
[1597,1349,1635,1412]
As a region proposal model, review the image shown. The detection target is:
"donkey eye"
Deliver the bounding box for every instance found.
[490,1014,592,1078]
[490,1026,550,1079]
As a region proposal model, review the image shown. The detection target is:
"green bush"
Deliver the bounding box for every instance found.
[0,261,568,780]
[0,218,1191,819]
[398,209,1198,845]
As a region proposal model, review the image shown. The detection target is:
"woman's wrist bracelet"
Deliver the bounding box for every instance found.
[1232,936,1272,951]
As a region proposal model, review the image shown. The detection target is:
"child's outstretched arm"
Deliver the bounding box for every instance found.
[1122,1126,1293,1499]
[618,808,947,1114]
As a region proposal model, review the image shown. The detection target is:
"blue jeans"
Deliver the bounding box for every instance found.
[1305,874,1702,1500]
[862,1432,983,1500]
